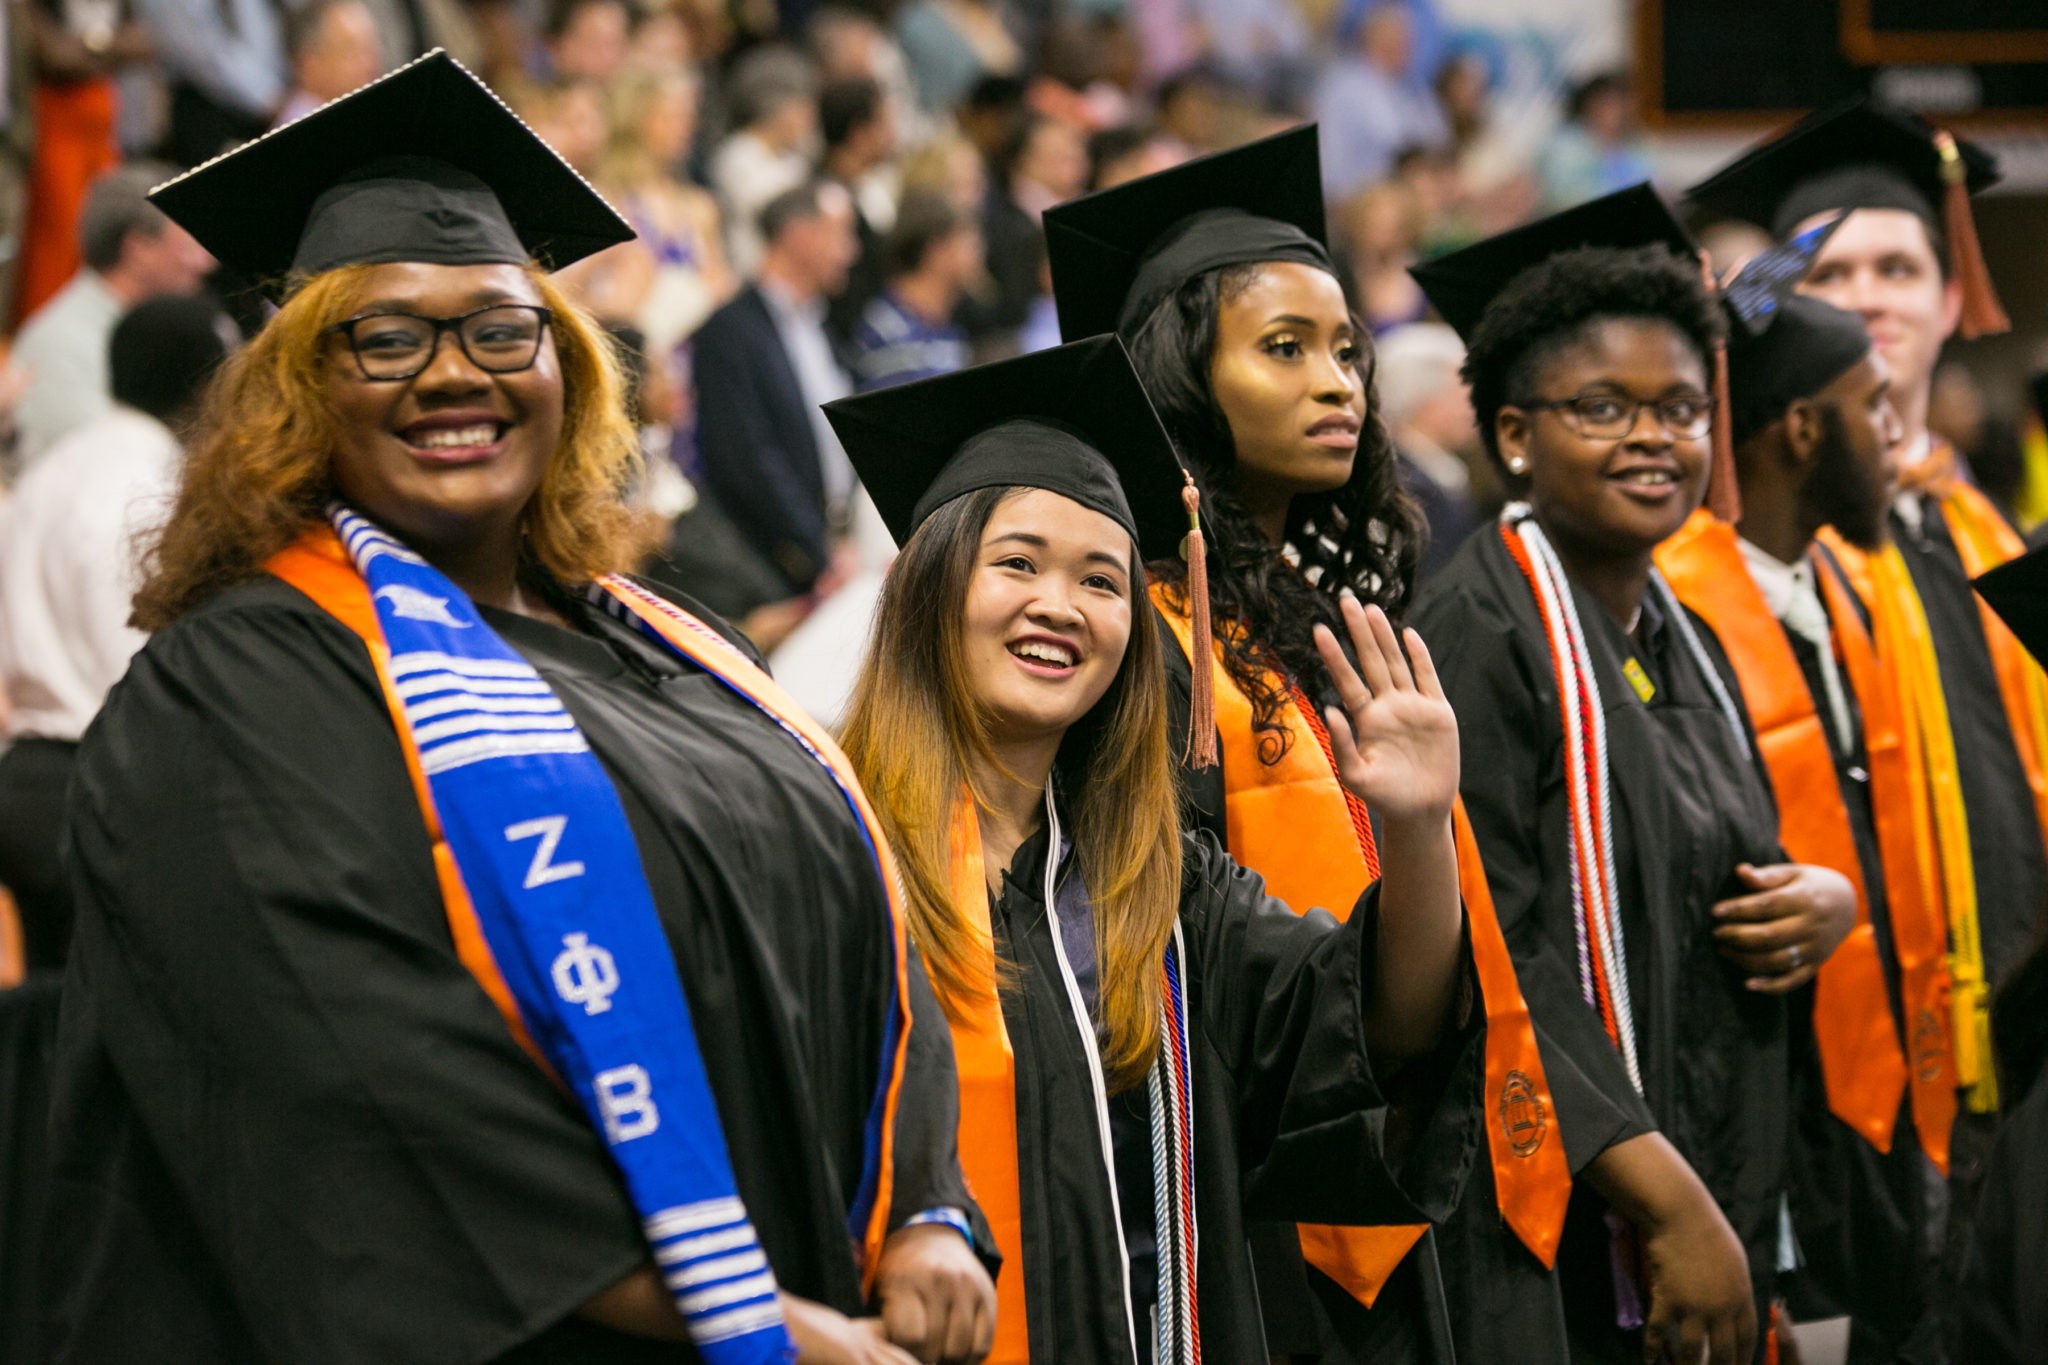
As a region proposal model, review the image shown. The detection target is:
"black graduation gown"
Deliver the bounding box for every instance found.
[1771,587,1946,1364]
[1413,528,1789,1365]
[1159,610,1514,1365]
[42,575,984,1365]
[1959,940,2048,1364]
[989,799,1484,1364]
[1888,494,2047,1338]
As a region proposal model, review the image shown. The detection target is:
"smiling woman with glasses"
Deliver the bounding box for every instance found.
[44,52,998,1365]
[1406,186,1856,1365]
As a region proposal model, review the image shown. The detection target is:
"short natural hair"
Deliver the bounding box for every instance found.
[757,177,840,245]
[880,191,967,278]
[79,162,176,272]
[132,263,653,629]
[1460,244,1723,462]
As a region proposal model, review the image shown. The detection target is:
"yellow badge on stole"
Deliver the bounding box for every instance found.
[1623,657,1655,703]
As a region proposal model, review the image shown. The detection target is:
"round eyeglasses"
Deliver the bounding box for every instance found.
[1519,390,1716,442]
[328,304,554,382]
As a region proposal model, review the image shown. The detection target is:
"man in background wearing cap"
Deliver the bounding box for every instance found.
[0,294,235,973]
[1655,279,1971,1364]
[1690,98,2046,1362]
[9,161,214,465]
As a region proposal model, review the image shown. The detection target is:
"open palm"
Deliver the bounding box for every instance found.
[1312,596,1461,827]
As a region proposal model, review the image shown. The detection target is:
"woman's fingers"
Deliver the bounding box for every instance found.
[1342,595,1398,697]
[1323,706,1369,790]
[1313,623,1374,718]
[1358,596,1415,692]
[1746,962,1819,995]
[1405,626,1447,701]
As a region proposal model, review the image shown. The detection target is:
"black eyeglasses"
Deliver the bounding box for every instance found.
[1518,389,1716,442]
[327,304,554,381]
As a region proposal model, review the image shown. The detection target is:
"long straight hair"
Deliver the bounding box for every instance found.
[841,486,1183,1092]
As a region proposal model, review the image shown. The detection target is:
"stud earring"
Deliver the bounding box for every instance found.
[1506,457,1528,475]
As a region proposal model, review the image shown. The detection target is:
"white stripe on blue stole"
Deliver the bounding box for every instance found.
[333,506,795,1363]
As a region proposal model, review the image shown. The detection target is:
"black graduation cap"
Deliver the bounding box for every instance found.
[1685,97,1997,239]
[1975,545,2048,671]
[1683,97,2008,338]
[1043,125,1331,341]
[1409,183,1699,343]
[148,49,633,298]
[824,335,1190,559]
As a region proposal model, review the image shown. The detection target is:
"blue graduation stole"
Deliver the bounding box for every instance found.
[272,507,911,1362]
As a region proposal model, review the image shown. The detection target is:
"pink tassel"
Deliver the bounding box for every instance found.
[1182,475,1219,770]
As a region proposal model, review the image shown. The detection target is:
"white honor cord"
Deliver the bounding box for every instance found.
[1037,782,1143,1365]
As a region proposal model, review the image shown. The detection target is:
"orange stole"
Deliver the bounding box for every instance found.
[1655,511,1907,1152]
[1937,481,2048,855]
[1813,538,1959,1170]
[941,798,1032,1365]
[1154,587,1570,1302]
[271,530,913,1283]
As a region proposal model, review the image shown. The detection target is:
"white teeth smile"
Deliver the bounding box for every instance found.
[410,424,500,449]
[1617,469,1676,487]
[1012,640,1077,668]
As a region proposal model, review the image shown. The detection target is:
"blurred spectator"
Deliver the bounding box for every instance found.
[894,0,1021,114]
[900,129,986,214]
[275,0,385,127]
[808,7,927,151]
[1086,124,1181,192]
[545,0,632,83]
[626,0,694,71]
[1027,15,1131,133]
[710,44,819,276]
[694,179,859,593]
[135,0,287,167]
[1153,66,1226,157]
[13,162,212,464]
[1315,2,1448,200]
[1337,181,1427,333]
[850,190,975,391]
[1536,70,1652,212]
[1930,359,2029,529]
[0,293,234,970]
[599,66,735,390]
[1375,321,1487,576]
[820,75,901,343]
[979,110,1082,336]
[13,0,151,323]
[955,72,1025,169]
[1185,0,1310,107]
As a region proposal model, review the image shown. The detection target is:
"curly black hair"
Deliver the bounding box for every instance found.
[1461,244,1724,465]
[1128,263,1422,760]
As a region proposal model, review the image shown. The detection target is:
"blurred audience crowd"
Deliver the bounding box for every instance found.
[0,0,1688,756]
[35,0,2048,907]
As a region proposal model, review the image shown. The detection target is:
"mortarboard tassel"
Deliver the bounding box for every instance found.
[1181,474,1219,770]
[1700,251,1743,524]
[1934,130,2010,340]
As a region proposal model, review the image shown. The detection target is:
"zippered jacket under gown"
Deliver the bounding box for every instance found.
[985,802,1485,1363]
[41,575,987,1364]
[1413,527,1790,1364]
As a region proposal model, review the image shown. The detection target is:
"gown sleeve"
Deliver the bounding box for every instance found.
[58,594,660,1365]
[1413,579,1657,1174]
[1177,830,1484,1228]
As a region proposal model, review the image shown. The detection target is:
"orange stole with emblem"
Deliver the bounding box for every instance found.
[1655,511,1909,1152]
[1813,533,1961,1169]
[1154,586,1569,1303]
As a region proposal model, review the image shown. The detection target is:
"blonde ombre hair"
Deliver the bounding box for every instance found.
[840,486,1184,1092]
[133,262,652,630]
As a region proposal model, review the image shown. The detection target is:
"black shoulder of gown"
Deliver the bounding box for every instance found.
[45,573,980,1365]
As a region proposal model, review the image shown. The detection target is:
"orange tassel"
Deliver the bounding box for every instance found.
[1181,475,1219,770]
[1700,251,1743,525]
[1935,129,2010,341]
